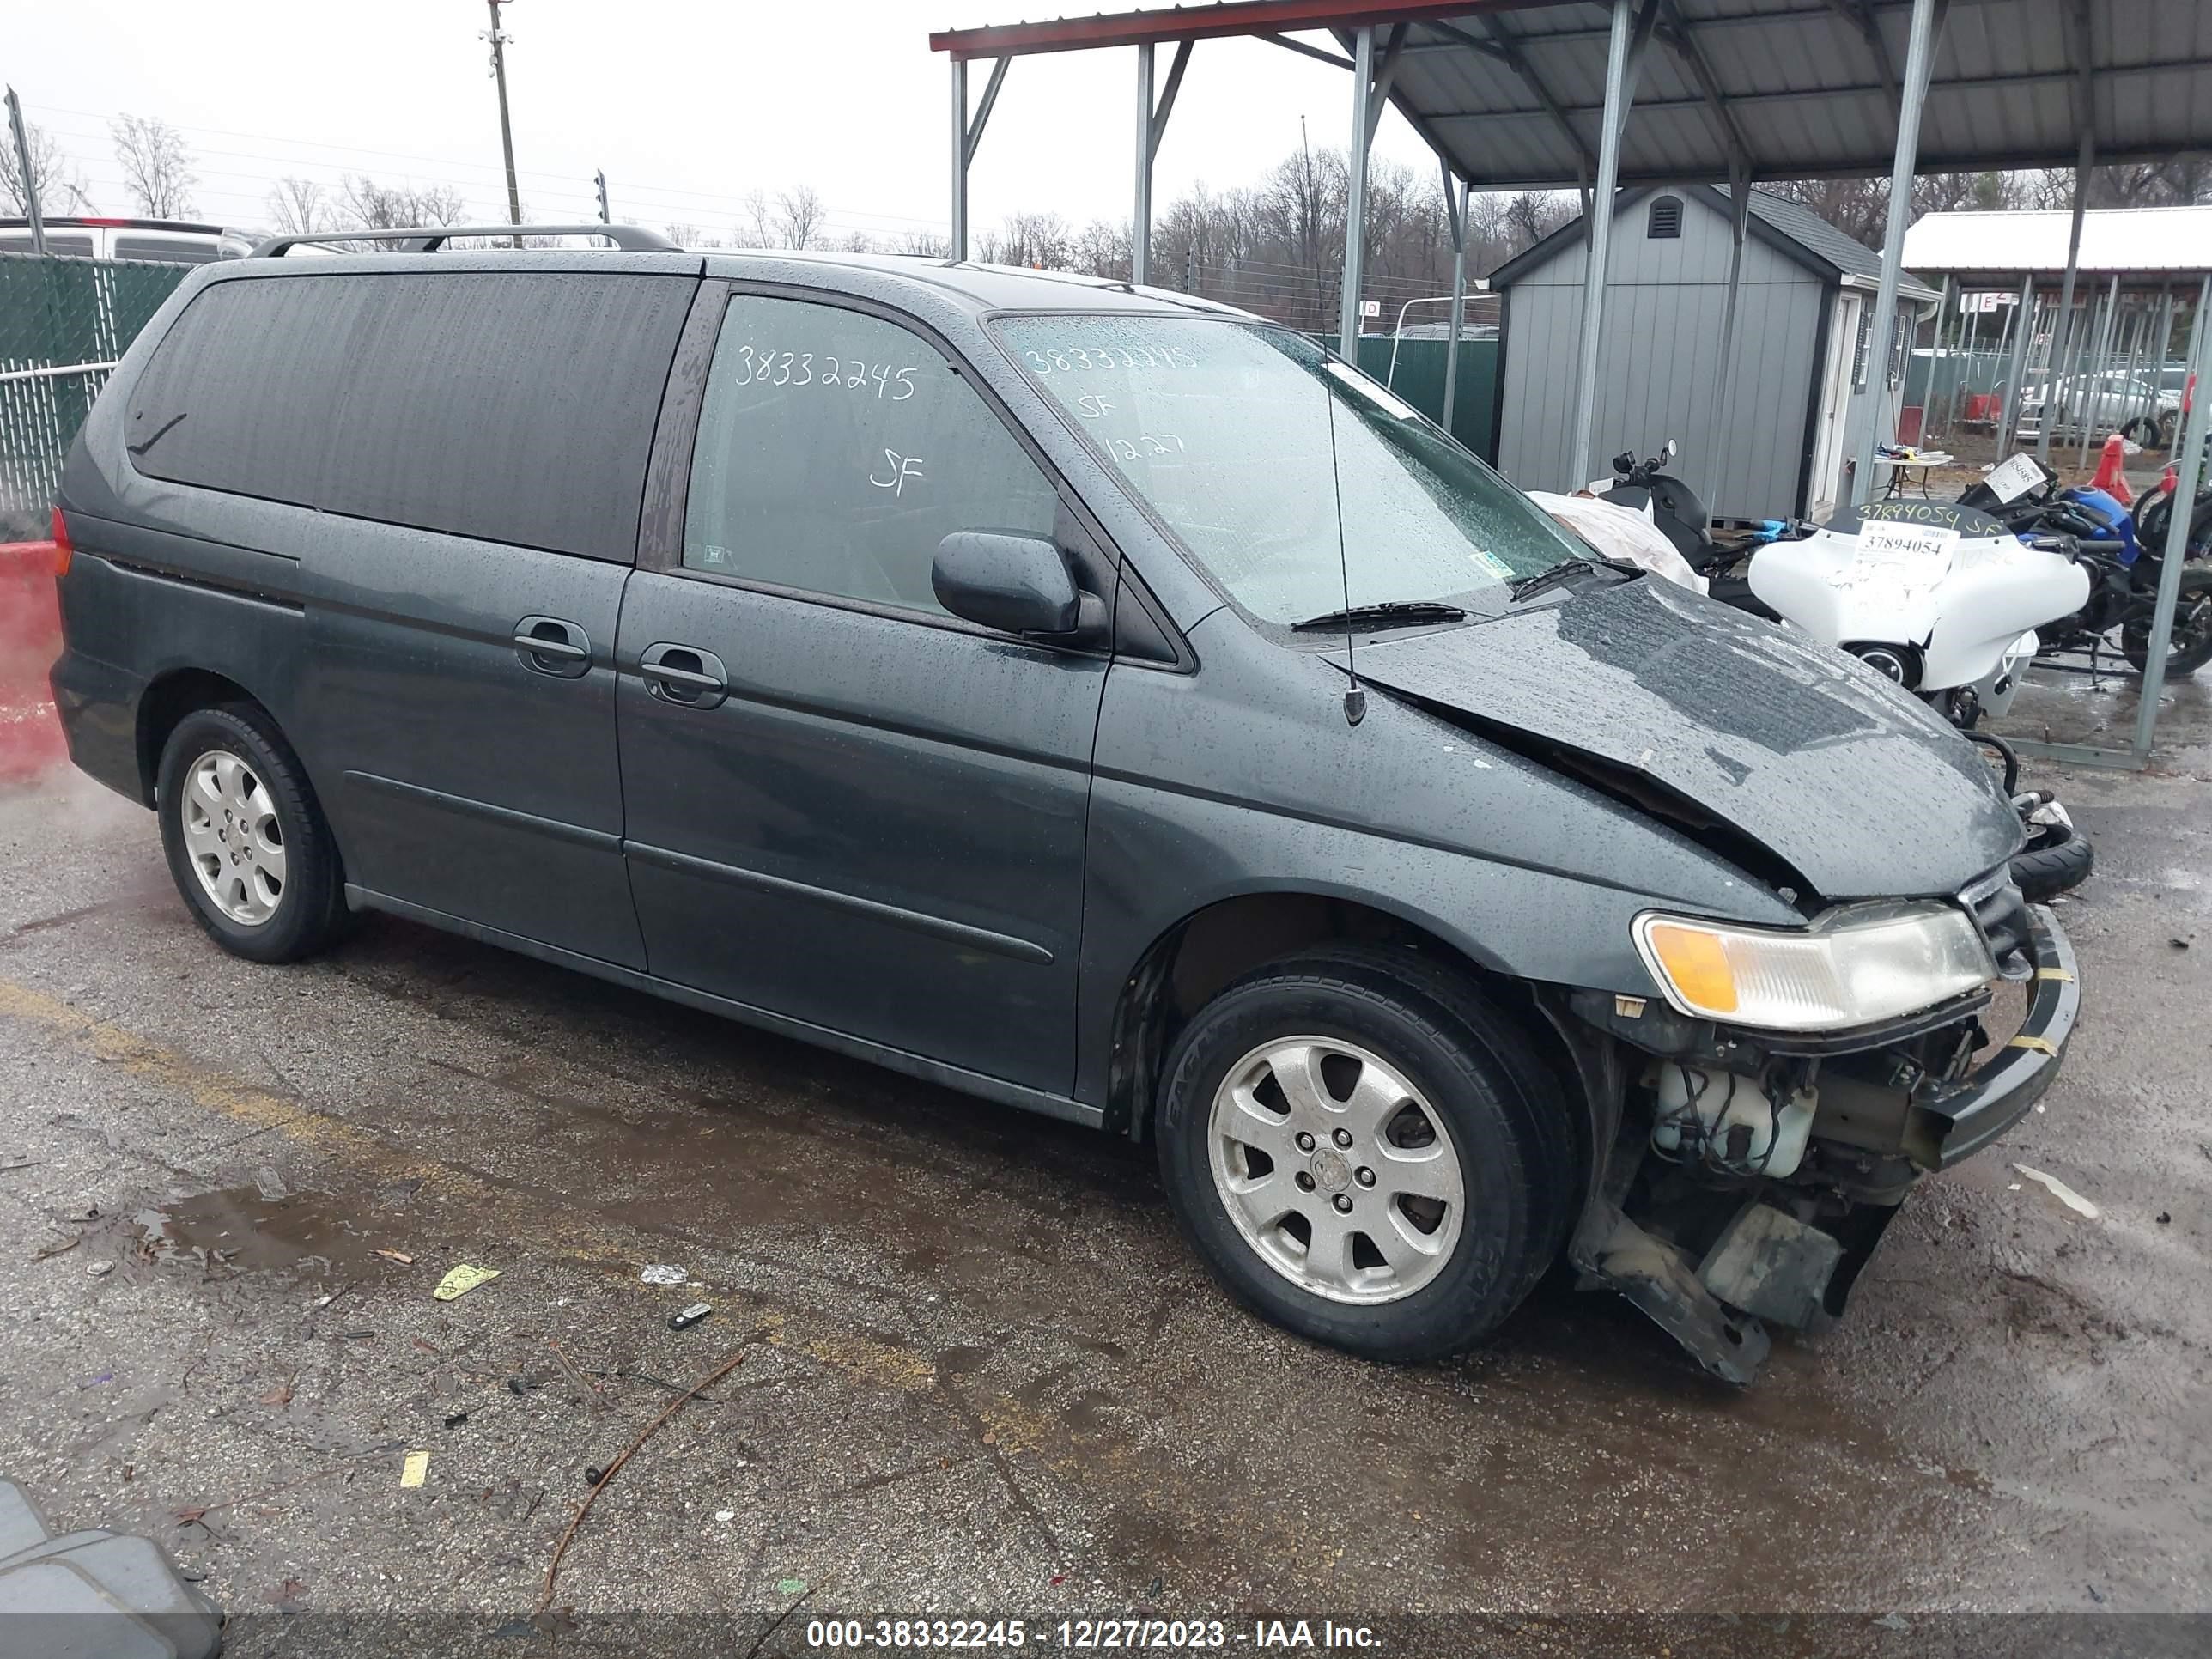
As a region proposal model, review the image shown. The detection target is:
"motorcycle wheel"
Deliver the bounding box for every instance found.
[2122,566,2212,677]
[2010,817,2094,903]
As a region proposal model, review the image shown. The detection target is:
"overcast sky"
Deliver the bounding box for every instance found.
[9,1,1443,240]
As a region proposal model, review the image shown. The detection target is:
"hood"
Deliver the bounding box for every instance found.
[1344,575,2023,901]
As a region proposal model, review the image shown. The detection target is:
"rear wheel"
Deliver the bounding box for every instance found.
[2122,567,2212,678]
[156,704,348,963]
[1154,945,1574,1364]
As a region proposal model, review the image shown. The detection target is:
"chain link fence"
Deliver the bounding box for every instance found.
[1,252,188,538]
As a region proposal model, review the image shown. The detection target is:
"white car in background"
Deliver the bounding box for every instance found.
[2016,369,2182,446]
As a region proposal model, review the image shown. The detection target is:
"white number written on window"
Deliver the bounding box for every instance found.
[1022,344,1196,374]
[730,343,917,399]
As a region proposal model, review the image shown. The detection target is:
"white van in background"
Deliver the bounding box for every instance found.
[0,217,263,263]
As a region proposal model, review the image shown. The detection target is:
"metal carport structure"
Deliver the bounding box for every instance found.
[930,0,2212,765]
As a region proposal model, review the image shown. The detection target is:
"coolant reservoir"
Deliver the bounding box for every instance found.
[1651,1064,1815,1179]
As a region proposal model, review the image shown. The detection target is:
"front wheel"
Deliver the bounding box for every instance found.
[1154,945,1575,1364]
[156,704,349,963]
[2122,567,2212,678]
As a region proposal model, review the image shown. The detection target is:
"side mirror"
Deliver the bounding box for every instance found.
[932,531,1103,640]
[1660,438,1678,465]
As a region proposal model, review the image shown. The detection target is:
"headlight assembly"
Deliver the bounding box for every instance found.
[1632,903,1994,1032]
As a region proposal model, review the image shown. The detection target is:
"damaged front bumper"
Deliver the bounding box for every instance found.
[1558,902,2080,1385]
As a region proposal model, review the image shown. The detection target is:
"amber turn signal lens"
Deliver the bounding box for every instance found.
[1640,921,1740,1015]
[51,506,72,579]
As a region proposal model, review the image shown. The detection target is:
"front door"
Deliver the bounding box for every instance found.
[616,289,1109,1094]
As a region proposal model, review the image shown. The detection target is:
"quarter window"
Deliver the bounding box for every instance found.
[683,294,1059,617]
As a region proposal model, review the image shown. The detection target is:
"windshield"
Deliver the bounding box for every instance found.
[995,315,1579,625]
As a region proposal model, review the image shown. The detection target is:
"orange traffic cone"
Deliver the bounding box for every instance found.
[2091,432,2134,505]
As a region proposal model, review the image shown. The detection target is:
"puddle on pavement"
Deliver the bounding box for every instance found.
[128,1185,392,1281]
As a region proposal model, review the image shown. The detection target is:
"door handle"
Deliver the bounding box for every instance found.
[639,642,729,708]
[514,616,592,678]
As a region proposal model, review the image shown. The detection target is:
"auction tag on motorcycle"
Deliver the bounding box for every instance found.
[1855,523,1960,562]
[1984,452,2046,504]
[1832,523,1959,593]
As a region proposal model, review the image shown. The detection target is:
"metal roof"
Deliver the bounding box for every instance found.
[1900,205,2212,281]
[931,0,2212,187]
[1487,182,1941,301]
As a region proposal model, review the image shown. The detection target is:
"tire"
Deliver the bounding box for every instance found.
[2122,566,2212,678]
[2010,818,2094,902]
[1154,945,1575,1364]
[156,703,349,963]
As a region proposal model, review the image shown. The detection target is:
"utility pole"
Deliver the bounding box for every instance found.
[4,87,47,257]
[483,0,523,246]
[593,169,610,224]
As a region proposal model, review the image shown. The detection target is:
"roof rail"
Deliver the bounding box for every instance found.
[248,223,680,258]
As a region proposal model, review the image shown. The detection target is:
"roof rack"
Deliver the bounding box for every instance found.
[248,223,679,258]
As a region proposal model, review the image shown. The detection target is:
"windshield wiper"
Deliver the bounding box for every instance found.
[1290,599,1468,634]
[1507,555,1641,604]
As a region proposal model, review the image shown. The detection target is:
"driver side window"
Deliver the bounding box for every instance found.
[684,294,1060,617]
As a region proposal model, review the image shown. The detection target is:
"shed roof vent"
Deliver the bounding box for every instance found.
[1648,196,1683,240]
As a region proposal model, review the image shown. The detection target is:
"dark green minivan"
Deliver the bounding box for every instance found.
[50,228,2077,1382]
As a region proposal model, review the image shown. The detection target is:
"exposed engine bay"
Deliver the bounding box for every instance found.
[1553,870,2078,1384]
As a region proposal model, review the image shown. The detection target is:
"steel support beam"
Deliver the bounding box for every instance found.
[2134,272,2212,760]
[2078,272,2120,471]
[1998,275,2035,452]
[1656,1,1753,175]
[2039,151,2092,466]
[1566,0,1634,489]
[1704,167,1752,496]
[1133,40,1194,287]
[1442,162,1468,435]
[1848,0,1941,507]
[950,55,1010,260]
[1338,25,1376,355]
[1474,13,1598,177]
[1133,46,1155,285]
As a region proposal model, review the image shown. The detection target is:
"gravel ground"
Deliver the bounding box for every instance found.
[0,672,2205,1656]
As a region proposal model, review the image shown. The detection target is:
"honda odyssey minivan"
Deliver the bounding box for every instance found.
[48,225,2078,1382]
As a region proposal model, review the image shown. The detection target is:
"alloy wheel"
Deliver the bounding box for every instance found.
[1206,1036,1467,1305]
[179,750,287,927]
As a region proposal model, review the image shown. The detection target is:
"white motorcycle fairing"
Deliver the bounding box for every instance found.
[1747,522,2089,692]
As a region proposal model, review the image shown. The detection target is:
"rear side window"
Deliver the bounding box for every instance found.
[112,234,222,264]
[126,275,364,506]
[683,293,1058,616]
[127,270,692,560]
[0,230,96,256]
[320,272,690,559]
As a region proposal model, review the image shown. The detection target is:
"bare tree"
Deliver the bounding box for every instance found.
[3,117,94,216]
[898,228,950,258]
[998,210,1076,269]
[265,176,329,235]
[110,114,197,218]
[732,188,774,248]
[1071,217,1131,280]
[774,185,826,250]
[839,228,875,254]
[340,174,467,230]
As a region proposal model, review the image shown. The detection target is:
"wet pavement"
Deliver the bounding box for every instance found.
[0,668,2205,1646]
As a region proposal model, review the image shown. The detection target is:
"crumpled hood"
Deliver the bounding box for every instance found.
[1345,575,2023,900]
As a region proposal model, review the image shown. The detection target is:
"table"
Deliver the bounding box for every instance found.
[1872,450,1954,500]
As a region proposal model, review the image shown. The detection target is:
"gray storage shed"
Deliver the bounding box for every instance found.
[1490,185,1939,522]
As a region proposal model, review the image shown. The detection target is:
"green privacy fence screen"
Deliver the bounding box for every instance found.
[0,252,188,536]
[1320,333,1502,464]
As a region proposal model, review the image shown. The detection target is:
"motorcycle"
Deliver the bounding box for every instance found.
[1954,454,2212,678]
[1588,441,2097,899]
[1742,497,2095,899]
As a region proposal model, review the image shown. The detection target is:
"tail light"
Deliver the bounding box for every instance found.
[51,506,71,579]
